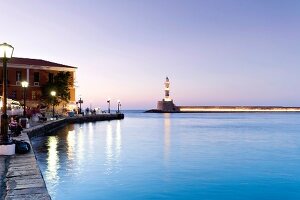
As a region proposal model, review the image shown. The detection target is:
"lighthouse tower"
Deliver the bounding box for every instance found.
[164,77,171,101]
[157,77,178,112]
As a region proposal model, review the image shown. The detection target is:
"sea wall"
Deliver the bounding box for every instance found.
[147,105,300,113]
[177,106,300,112]
[66,113,124,124]
[28,114,124,138]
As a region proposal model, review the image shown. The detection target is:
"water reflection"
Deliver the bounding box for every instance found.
[116,120,122,161]
[164,113,171,164]
[88,122,94,154]
[76,126,84,169]
[46,136,60,196]
[67,130,75,160]
[106,122,113,174]
[105,121,122,175]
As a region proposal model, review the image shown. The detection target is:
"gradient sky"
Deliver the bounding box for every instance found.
[1,0,300,109]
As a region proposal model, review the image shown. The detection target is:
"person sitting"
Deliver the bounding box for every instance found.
[9,119,23,137]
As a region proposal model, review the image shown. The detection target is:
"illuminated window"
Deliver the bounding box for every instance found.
[32,91,36,100]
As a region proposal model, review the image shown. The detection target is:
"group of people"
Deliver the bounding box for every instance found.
[85,107,97,115]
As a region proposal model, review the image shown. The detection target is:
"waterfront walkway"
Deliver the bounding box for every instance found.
[2,131,51,200]
[0,113,124,199]
[0,119,55,200]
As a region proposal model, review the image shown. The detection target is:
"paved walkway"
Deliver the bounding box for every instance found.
[0,156,7,199]
[0,119,51,200]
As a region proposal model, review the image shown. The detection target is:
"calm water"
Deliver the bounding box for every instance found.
[31,112,300,200]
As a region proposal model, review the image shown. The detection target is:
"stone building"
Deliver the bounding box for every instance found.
[157,77,178,112]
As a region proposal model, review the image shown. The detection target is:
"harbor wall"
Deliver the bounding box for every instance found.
[152,100,300,113]
[178,106,300,112]
[27,114,124,138]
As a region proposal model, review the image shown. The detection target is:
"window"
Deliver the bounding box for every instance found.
[16,71,22,82]
[34,72,40,82]
[32,91,36,100]
[48,73,54,83]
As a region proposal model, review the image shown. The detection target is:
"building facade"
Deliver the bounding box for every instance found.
[0,57,76,108]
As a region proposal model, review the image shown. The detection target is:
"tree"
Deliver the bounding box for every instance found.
[41,72,72,106]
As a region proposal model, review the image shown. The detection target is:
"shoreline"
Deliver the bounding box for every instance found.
[1,113,124,199]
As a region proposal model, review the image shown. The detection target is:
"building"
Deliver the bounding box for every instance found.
[0,57,76,108]
[157,77,178,112]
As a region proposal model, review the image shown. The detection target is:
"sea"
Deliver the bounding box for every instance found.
[31,111,300,200]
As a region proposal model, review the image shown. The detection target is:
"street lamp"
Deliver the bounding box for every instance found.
[77,95,83,114]
[21,81,28,117]
[117,100,121,113]
[51,91,56,119]
[107,98,111,114]
[0,42,15,155]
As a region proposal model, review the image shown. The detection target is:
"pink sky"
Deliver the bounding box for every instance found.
[1,1,300,110]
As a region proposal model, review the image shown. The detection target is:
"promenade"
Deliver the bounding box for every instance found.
[0,113,124,200]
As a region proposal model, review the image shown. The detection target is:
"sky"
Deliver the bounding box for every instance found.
[1,0,300,109]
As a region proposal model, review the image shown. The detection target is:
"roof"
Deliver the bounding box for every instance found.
[2,57,76,69]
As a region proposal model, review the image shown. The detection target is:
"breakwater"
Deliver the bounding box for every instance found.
[177,106,300,112]
[148,99,300,113]
[2,113,124,199]
[28,114,124,138]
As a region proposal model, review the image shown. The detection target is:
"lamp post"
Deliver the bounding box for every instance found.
[77,95,83,114]
[107,99,111,114]
[0,42,15,155]
[21,81,28,117]
[117,100,121,113]
[51,91,56,119]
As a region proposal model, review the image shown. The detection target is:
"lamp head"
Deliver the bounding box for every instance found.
[21,81,28,88]
[0,43,14,59]
[51,91,56,96]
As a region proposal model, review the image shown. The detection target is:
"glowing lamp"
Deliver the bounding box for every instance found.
[0,43,14,59]
[21,81,28,88]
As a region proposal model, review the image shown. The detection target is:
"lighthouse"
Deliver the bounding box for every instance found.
[156,77,178,112]
[164,77,171,101]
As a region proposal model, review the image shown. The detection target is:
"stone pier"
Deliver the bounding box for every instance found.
[3,132,51,200]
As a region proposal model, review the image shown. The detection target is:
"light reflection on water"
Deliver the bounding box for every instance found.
[105,123,113,175]
[31,113,300,200]
[66,130,75,160]
[116,120,122,164]
[164,113,170,166]
[46,136,59,183]
[105,121,122,175]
